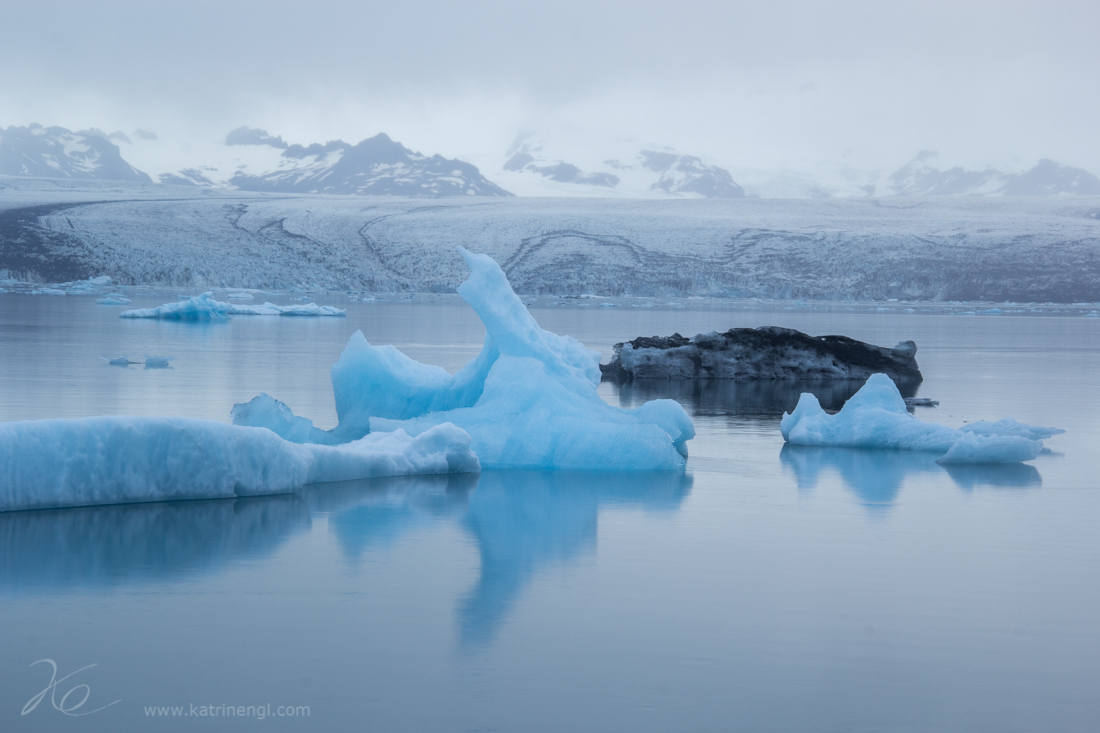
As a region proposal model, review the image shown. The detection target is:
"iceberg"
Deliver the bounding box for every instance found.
[96,294,132,305]
[601,327,923,383]
[780,374,1059,464]
[119,292,345,320]
[324,247,694,470]
[0,417,477,512]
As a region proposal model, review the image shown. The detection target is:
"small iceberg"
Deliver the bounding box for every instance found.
[104,355,140,366]
[780,374,1061,464]
[120,292,345,320]
[96,294,132,305]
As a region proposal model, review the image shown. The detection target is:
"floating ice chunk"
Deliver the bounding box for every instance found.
[240,302,345,317]
[103,354,140,366]
[0,417,312,511]
[936,432,1042,464]
[120,292,345,319]
[231,393,345,445]
[96,294,132,305]
[31,288,66,295]
[305,425,479,483]
[781,375,960,452]
[122,291,231,320]
[335,247,693,470]
[144,354,172,368]
[781,374,1053,463]
[331,332,494,428]
[0,416,478,512]
[225,291,255,300]
[959,417,1065,440]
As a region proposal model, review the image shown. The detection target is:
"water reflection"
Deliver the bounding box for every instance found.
[781,444,1042,508]
[458,471,691,647]
[320,470,692,648]
[301,473,477,560]
[614,379,921,421]
[0,494,311,593]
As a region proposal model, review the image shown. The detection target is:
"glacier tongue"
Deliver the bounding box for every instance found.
[332,247,695,469]
[780,374,1058,464]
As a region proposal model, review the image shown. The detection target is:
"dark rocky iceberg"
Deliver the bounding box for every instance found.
[600,326,922,383]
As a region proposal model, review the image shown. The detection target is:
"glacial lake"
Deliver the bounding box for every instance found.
[2,292,1099,732]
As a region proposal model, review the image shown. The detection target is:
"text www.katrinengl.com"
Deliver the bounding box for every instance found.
[144,704,309,719]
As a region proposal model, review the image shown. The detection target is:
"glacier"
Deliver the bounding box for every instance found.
[6,187,1100,302]
[119,291,345,319]
[0,417,477,512]
[780,374,1059,464]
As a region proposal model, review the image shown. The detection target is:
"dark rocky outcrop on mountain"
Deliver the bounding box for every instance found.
[639,150,747,198]
[0,124,151,182]
[231,133,511,197]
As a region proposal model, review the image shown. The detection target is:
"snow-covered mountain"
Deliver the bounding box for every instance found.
[0,124,151,182]
[500,135,746,198]
[633,150,746,197]
[230,133,512,197]
[884,152,1100,196]
[1002,159,1100,196]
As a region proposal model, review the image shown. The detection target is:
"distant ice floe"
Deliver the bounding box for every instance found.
[96,294,132,305]
[102,354,174,367]
[119,291,345,319]
[780,374,1061,464]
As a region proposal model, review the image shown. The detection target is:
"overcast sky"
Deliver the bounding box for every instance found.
[1,0,1098,175]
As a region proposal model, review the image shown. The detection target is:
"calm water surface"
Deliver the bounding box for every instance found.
[1,293,1099,732]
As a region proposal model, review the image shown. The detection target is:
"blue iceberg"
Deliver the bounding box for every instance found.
[0,417,477,512]
[324,248,694,470]
[780,374,1060,464]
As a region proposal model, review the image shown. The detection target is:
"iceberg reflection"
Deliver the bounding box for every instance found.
[324,470,692,648]
[614,379,921,422]
[458,471,691,647]
[0,494,311,593]
[781,444,1041,508]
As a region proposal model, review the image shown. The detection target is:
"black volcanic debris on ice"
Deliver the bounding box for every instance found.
[600,326,922,383]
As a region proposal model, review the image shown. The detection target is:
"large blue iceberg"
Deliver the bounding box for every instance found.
[780,374,1063,464]
[236,248,695,470]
